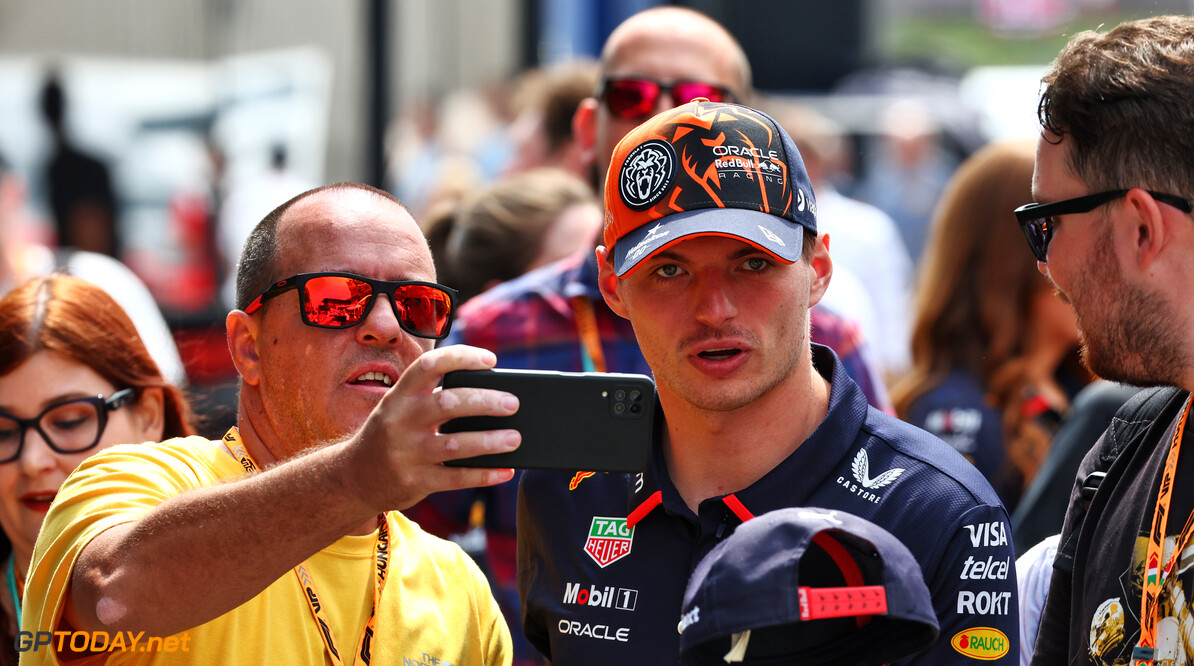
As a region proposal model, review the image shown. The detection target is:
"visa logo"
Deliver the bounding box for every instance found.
[964,521,1008,548]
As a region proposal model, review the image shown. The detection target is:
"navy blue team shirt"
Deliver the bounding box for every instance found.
[517,345,1019,664]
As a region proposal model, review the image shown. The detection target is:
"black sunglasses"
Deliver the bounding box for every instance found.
[1015,189,1192,262]
[0,389,137,463]
[597,76,737,120]
[244,271,459,340]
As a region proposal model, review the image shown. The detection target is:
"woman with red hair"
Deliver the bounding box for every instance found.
[0,274,194,663]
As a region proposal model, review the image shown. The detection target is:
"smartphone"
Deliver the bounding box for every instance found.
[440,369,655,472]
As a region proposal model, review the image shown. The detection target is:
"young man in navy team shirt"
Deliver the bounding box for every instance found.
[516,99,1019,664]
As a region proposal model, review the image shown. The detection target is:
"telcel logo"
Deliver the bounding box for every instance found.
[952,627,1009,660]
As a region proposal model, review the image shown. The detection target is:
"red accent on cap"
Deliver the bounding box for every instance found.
[812,531,872,628]
[798,585,888,620]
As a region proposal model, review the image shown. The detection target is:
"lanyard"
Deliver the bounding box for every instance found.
[572,295,607,373]
[6,556,22,625]
[223,427,389,666]
[1134,397,1194,665]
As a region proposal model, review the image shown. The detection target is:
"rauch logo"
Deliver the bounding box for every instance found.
[584,517,634,568]
[952,627,1009,660]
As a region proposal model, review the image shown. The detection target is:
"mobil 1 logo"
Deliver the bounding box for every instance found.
[563,583,639,611]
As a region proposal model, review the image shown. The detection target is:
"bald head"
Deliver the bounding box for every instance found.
[231,184,437,453]
[600,7,751,94]
[578,7,752,193]
[235,183,424,311]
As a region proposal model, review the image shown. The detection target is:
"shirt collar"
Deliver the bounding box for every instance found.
[626,344,869,525]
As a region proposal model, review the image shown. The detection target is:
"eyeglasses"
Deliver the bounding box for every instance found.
[597,76,737,120]
[0,389,136,463]
[1015,189,1192,262]
[244,272,458,340]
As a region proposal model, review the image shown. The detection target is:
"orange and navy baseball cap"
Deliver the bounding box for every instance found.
[604,99,818,277]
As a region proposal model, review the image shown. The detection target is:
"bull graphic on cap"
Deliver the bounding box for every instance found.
[663,104,791,217]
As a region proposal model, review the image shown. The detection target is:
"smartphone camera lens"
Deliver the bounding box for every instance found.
[610,384,648,419]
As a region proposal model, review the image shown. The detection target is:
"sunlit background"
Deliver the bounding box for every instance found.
[0,0,1188,415]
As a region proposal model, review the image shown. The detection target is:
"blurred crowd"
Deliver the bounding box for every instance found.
[0,23,1140,664]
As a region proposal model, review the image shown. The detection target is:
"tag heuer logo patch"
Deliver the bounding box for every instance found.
[584,517,634,567]
[620,140,676,210]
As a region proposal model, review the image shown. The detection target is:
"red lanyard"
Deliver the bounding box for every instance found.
[224,427,389,666]
[1134,397,1194,665]
[572,295,607,373]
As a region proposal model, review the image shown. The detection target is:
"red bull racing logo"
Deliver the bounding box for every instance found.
[584,517,634,568]
[569,471,596,490]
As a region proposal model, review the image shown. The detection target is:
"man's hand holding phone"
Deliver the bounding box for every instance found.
[344,345,522,512]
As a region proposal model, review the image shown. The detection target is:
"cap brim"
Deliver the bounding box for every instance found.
[611,208,805,277]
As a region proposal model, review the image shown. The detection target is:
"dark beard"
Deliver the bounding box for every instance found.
[1077,234,1188,387]
[1080,291,1184,387]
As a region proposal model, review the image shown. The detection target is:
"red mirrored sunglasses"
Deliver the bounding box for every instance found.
[244,272,458,340]
[598,76,737,119]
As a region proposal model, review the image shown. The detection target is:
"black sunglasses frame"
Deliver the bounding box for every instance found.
[1015,189,1193,262]
[596,75,738,119]
[0,388,137,463]
[244,271,459,340]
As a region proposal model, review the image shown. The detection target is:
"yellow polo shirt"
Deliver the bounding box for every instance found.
[21,438,511,665]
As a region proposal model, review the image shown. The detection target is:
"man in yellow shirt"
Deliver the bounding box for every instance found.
[22,183,515,665]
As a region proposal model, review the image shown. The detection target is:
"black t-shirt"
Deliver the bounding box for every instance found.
[1040,391,1194,664]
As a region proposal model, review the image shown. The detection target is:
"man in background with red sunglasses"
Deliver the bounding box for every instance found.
[22,183,515,664]
[572,7,747,194]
